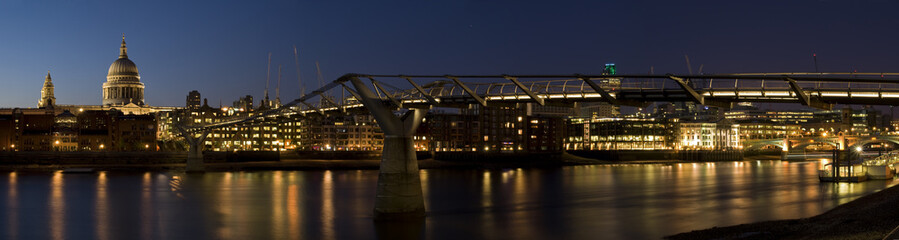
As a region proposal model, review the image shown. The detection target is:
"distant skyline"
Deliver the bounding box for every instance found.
[1,0,899,108]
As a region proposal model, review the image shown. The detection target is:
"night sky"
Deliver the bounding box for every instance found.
[1,0,898,108]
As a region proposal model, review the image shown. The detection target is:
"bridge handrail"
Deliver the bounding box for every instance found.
[180,72,899,133]
[863,151,899,166]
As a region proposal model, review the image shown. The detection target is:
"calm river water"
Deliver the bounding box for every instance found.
[0,160,896,240]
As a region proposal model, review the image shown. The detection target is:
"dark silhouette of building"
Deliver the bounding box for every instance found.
[76,109,157,151]
[186,90,201,110]
[232,95,254,111]
[416,104,565,153]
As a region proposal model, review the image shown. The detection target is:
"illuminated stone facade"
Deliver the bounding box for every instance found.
[38,71,56,109]
[102,35,145,107]
[677,120,740,150]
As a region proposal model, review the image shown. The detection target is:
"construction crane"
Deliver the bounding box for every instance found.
[294,45,304,95]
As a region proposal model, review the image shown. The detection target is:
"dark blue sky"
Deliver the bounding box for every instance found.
[1,0,898,107]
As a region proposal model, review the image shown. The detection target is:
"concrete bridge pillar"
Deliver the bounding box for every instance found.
[838,132,846,150]
[783,137,790,153]
[348,76,426,220]
[781,136,790,161]
[373,111,426,220]
[186,136,206,172]
[175,125,209,173]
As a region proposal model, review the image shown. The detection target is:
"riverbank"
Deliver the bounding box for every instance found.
[0,157,604,172]
[667,181,899,240]
[0,153,788,172]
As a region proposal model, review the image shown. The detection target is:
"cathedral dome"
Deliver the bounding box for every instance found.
[106,35,140,81]
[108,58,139,78]
[102,34,145,106]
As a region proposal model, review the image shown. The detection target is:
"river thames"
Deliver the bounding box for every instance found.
[0,160,895,240]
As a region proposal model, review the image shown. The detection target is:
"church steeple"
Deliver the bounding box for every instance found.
[119,33,128,58]
[39,70,56,109]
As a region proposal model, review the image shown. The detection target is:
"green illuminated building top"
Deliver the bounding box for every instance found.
[603,63,616,75]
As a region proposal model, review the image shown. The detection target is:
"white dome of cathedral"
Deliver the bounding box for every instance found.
[107,58,139,80]
[102,34,145,106]
[106,36,140,81]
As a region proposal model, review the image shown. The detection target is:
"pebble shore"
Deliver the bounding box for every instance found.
[667,181,899,240]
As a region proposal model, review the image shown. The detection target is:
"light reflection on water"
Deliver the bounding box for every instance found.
[7,172,16,239]
[271,171,284,239]
[287,181,300,239]
[95,171,108,240]
[50,171,64,240]
[322,170,335,240]
[139,172,152,240]
[0,160,895,240]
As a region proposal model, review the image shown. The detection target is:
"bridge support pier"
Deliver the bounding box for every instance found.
[348,76,426,220]
[374,130,426,220]
[186,138,205,172]
[175,127,209,173]
[781,137,790,161]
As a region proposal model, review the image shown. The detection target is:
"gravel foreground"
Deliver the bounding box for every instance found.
[667,182,899,240]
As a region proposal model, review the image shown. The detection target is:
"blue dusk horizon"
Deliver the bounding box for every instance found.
[1,0,898,108]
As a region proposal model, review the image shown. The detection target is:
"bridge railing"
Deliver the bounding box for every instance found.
[382,75,899,99]
[184,73,899,132]
[864,152,899,166]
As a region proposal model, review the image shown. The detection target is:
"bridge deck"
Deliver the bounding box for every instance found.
[183,73,899,131]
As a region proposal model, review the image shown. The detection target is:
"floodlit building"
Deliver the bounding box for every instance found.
[724,103,814,125]
[102,35,145,107]
[677,119,740,150]
[179,99,281,151]
[802,108,854,135]
[564,117,676,151]
[38,71,56,109]
[734,120,801,140]
[53,110,78,151]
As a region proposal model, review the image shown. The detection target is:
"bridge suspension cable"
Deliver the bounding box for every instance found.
[179,72,899,133]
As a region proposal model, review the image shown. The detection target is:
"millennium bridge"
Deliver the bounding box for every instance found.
[173,72,899,219]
